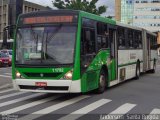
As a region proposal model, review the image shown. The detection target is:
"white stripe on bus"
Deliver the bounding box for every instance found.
[19,95,90,120]
[58,99,111,120]
[0,95,61,115]
[0,93,44,108]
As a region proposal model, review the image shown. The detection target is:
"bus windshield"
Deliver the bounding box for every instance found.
[16,25,77,66]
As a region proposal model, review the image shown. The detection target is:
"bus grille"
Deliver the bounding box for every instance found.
[23,73,62,78]
[19,85,69,91]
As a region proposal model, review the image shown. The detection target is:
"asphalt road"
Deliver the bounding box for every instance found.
[0,67,12,89]
[0,66,160,120]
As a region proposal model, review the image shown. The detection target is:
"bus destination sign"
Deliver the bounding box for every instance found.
[23,16,74,24]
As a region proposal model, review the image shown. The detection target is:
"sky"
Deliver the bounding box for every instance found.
[25,0,115,16]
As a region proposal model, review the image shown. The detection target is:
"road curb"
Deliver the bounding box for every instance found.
[0,83,13,91]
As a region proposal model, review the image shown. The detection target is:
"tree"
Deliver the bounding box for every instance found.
[52,0,107,15]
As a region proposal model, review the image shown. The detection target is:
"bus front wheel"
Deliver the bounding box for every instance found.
[96,70,106,94]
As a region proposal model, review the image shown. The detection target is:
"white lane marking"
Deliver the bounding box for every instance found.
[0,95,62,115]
[0,93,44,108]
[0,75,11,78]
[149,109,160,114]
[0,84,12,90]
[0,67,11,70]
[0,91,27,100]
[0,89,14,94]
[143,109,160,120]
[108,103,136,120]
[4,73,12,75]
[110,103,136,114]
[19,95,90,120]
[58,99,112,120]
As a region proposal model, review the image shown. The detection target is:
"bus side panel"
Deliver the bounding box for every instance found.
[110,59,116,80]
[118,49,143,80]
[81,50,110,93]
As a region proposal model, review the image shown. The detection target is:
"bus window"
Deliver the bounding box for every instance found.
[96,22,108,50]
[102,37,108,48]
[128,29,134,48]
[81,28,96,55]
[97,36,102,50]
[138,32,142,49]
[117,27,126,49]
[81,18,96,74]
[134,31,142,49]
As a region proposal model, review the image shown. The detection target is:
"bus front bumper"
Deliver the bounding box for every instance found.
[13,79,81,93]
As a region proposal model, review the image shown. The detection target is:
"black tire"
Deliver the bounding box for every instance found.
[96,70,106,94]
[135,63,140,80]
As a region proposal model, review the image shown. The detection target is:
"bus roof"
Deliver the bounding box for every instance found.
[116,22,143,31]
[79,11,116,25]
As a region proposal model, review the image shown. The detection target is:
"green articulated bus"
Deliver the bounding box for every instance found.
[12,10,158,93]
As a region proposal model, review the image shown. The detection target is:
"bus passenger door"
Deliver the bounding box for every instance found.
[109,28,117,81]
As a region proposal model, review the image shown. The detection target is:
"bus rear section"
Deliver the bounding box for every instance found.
[13,10,82,93]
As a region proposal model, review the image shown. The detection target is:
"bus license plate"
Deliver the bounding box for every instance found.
[35,82,47,87]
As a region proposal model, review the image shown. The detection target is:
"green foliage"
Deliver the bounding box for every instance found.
[52,0,107,15]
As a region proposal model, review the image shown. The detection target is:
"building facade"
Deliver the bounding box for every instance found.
[115,0,160,32]
[115,0,135,25]
[0,0,50,40]
[133,0,160,32]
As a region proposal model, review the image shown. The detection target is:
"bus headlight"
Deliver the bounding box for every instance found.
[16,72,21,78]
[64,71,73,80]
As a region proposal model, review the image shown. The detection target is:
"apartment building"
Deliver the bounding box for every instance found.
[115,0,160,32]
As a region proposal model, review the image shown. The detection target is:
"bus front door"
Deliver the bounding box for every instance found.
[109,28,117,81]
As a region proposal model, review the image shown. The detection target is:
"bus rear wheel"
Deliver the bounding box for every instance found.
[96,70,106,94]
